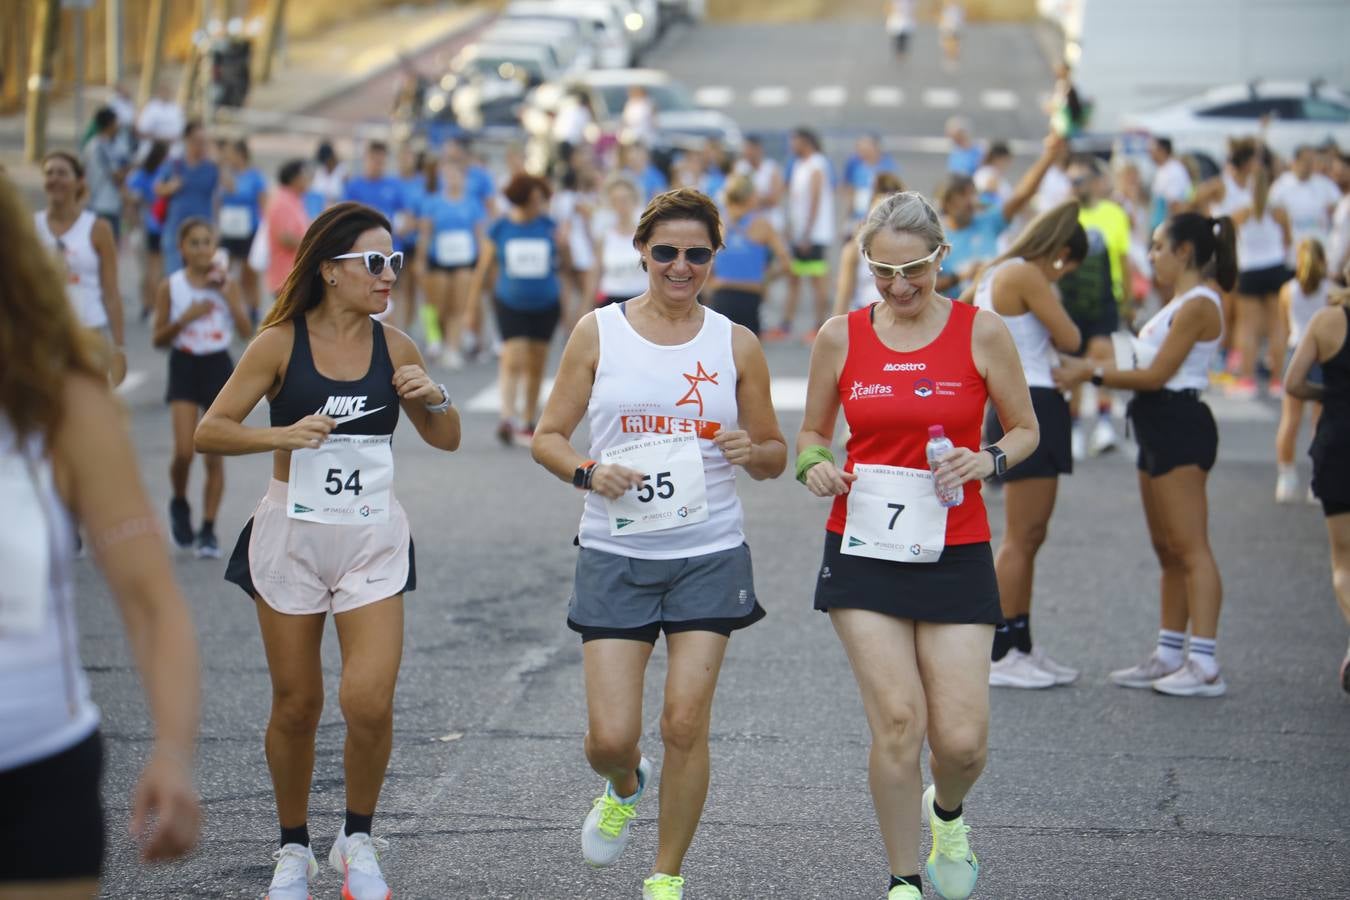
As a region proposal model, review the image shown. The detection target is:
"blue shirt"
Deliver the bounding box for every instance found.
[420,193,487,267]
[466,165,496,212]
[219,167,266,235]
[489,215,560,310]
[842,154,900,219]
[947,145,983,177]
[398,176,428,249]
[631,164,668,201]
[128,165,166,235]
[159,158,219,272]
[344,175,405,220]
[715,213,769,284]
[945,204,1007,293]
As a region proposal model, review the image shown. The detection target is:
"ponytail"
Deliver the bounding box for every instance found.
[1165,213,1237,293]
[1295,238,1327,295]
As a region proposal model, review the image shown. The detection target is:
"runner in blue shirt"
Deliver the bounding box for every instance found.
[129,141,170,319]
[218,139,267,322]
[445,137,497,218]
[156,121,219,274]
[417,160,488,370]
[343,142,411,329]
[841,134,900,230]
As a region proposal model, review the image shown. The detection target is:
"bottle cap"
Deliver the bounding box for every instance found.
[928,425,944,439]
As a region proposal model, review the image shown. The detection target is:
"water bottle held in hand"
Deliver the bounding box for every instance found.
[926,425,963,508]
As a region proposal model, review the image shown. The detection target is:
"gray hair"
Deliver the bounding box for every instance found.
[857,191,947,256]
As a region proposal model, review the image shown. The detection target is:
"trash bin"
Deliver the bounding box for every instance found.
[212,37,253,108]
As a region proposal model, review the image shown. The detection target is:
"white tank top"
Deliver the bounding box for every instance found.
[1236,209,1286,273]
[598,226,647,299]
[169,269,233,355]
[33,210,107,329]
[0,417,98,772]
[1136,285,1224,392]
[1211,171,1251,218]
[1287,279,1328,348]
[850,249,873,310]
[579,303,744,559]
[974,258,1056,388]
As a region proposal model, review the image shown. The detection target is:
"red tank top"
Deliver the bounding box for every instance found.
[826,300,991,545]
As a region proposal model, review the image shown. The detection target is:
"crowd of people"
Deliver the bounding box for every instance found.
[4,60,1350,900]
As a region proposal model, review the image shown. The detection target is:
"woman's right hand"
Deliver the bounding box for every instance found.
[803,461,857,498]
[275,414,336,451]
[588,463,647,500]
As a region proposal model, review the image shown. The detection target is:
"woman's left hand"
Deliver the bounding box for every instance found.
[393,365,443,405]
[933,447,993,491]
[1052,355,1092,391]
[713,429,753,467]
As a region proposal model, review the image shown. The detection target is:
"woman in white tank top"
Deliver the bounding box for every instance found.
[1,176,200,891]
[590,175,648,308]
[964,201,1088,689]
[531,189,786,898]
[1275,239,1332,501]
[33,151,127,384]
[1056,212,1234,698]
[1229,166,1292,398]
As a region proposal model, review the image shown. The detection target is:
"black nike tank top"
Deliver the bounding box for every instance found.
[269,316,401,436]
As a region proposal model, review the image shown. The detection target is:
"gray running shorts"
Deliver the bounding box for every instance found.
[567,542,766,643]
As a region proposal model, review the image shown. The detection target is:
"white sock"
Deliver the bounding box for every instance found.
[1278,463,1296,477]
[1189,637,1218,677]
[1156,630,1186,668]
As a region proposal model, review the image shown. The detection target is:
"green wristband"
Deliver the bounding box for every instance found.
[795,446,836,484]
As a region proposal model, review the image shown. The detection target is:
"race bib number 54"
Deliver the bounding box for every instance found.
[287,434,394,524]
[601,433,709,537]
[841,464,948,564]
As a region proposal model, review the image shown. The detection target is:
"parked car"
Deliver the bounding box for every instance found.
[1122,80,1350,162]
[481,20,596,77]
[504,0,635,69]
[425,42,563,132]
[658,0,705,24]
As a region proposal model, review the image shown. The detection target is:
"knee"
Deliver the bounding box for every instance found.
[930,730,987,779]
[203,455,223,474]
[1006,520,1049,556]
[1332,564,1350,599]
[1151,539,1182,570]
[339,686,393,736]
[170,447,194,469]
[869,704,925,764]
[586,727,639,767]
[660,703,710,755]
[271,689,323,737]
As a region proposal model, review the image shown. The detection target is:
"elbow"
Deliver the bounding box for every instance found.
[1055,328,1082,353]
[193,417,219,454]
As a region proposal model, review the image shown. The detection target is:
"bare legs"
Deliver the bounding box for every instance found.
[1137,467,1223,638]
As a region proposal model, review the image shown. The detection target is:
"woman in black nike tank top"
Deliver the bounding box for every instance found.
[196,202,460,899]
[1286,286,1350,693]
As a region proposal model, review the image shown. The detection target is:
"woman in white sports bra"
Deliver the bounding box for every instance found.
[34,151,126,385]
[1229,164,1291,399]
[1057,212,1235,699]
[1274,238,1330,502]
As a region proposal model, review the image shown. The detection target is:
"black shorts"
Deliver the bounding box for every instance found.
[985,387,1072,481]
[166,348,233,409]
[792,242,826,262]
[494,299,560,342]
[1128,390,1218,477]
[0,731,104,882]
[597,295,630,309]
[710,286,762,335]
[146,231,163,254]
[428,260,475,274]
[1070,310,1119,355]
[222,234,256,260]
[813,531,1002,624]
[1237,264,1289,297]
[1310,427,1350,517]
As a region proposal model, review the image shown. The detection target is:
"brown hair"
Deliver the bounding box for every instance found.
[1295,238,1327,294]
[0,174,102,441]
[176,215,214,247]
[871,171,905,199]
[1251,163,1271,220]
[633,188,725,251]
[259,201,392,330]
[723,173,755,206]
[41,150,84,179]
[503,173,551,208]
[998,200,1086,265]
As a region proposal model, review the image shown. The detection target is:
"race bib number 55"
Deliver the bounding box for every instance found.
[601,433,709,537]
[841,464,948,564]
[287,434,394,524]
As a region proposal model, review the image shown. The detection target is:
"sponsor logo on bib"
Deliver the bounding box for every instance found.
[616,517,635,529]
[848,536,867,547]
[292,503,313,514]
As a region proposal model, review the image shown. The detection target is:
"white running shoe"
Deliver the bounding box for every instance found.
[1027,646,1079,685]
[266,843,318,900]
[1109,652,1182,689]
[329,828,391,900]
[1275,468,1299,503]
[440,347,465,371]
[988,650,1055,689]
[581,756,652,867]
[1070,424,1086,461]
[1091,418,1117,455]
[1151,659,1226,698]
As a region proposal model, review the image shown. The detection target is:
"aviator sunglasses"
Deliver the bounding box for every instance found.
[862,244,947,280]
[331,250,405,277]
[649,244,715,265]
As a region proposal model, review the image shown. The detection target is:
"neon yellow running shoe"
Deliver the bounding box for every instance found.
[888,885,923,900]
[642,873,685,900]
[924,785,979,899]
[581,756,652,867]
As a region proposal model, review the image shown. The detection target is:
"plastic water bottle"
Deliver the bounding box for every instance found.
[926,425,963,508]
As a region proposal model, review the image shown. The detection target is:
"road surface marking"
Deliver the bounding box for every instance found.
[981,89,1019,110]
[807,86,848,107]
[921,88,961,108]
[694,86,735,107]
[865,86,904,107]
[749,86,791,107]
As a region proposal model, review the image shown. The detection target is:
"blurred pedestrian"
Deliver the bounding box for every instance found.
[709,173,792,335]
[834,171,907,317]
[945,116,982,177]
[1270,145,1341,269]
[841,134,900,232]
[344,142,410,328]
[156,121,219,276]
[218,139,267,324]
[622,84,657,148]
[135,81,185,154]
[82,106,130,241]
[309,141,347,215]
[621,141,670,202]
[732,133,785,230]
[1148,136,1193,231]
[1274,239,1330,502]
[590,174,648,310]
[1229,164,1292,399]
[263,159,312,300]
[939,0,964,71]
[770,127,835,342]
[1048,62,1087,138]
[417,159,488,369]
[128,141,172,320]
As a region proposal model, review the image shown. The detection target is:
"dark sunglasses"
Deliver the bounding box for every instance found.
[649,244,714,265]
[331,250,404,277]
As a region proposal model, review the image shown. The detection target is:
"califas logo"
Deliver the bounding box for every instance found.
[847,536,867,547]
[292,503,313,514]
[913,378,935,398]
[884,362,927,372]
[616,517,635,529]
[849,381,894,400]
[676,362,719,418]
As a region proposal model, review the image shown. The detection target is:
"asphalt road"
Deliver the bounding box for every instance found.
[57,15,1350,900]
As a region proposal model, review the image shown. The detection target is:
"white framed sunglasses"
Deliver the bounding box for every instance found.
[331,250,404,277]
[862,244,947,280]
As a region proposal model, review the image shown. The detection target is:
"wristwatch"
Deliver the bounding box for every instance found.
[1090,367,1105,387]
[984,445,1008,478]
[572,460,597,489]
[424,383,452,414]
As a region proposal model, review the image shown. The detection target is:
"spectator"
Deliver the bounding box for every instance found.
[841,133,900,228]
[308,141,347,216]
[1148,136,1193,230]
[263,159,312,298]
[83,106,130,240]
[621,85,657,148]
[1270,144,1342,269]
[136,81,185,153]
[946,116,983,176]
[620,141,669,202]
[733,133,785,229]
[156,121,218,275]
[973,142,1013,206]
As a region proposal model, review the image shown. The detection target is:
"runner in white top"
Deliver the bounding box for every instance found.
[964,202,1087,690]
[34,151,126,384]
[590,175,649,308]
[1228,165,1292,399]
[774,128,836,341]
[532,188,785,900]
[1271,146,1342,268]
[1056,212,1234,698]
[1148,137,1193,231]
[1275,238,1331,502]
[1,175,200,891]
[732,135,786,231]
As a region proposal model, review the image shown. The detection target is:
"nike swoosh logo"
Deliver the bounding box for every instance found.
[366,576,389,584]
[317,405,389,426]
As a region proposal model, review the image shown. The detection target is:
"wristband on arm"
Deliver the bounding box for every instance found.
[795,446,836,484]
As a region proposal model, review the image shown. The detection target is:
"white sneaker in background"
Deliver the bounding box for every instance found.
[1275,466,1299,503]
[988,650,1056,689]
[1109,652,1182,689]
[1071,424,1086,461]
[1151,659,1226,698]
[1027,646,1079,685]
[1091,417,1117,455]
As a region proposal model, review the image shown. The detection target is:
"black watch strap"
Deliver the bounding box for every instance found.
[572,461,597,489]
[985,445,1007,477]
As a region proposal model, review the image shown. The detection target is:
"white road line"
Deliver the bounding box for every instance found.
[693,85,734,108]
[116,370,148,396]
[749,86,791,107]
[807,85,847,107]
[465,378,556,413]
[921,88,961,109]
[981,89,1019,110]
[865,86,904,107]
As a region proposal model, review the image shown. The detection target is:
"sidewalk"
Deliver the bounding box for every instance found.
[0,2,491,193]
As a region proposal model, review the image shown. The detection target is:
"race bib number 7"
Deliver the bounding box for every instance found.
[601,433,709,537]
[287,434,394,524]
[841,463,947,564]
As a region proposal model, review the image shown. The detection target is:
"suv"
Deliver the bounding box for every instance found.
[425,42,563,132]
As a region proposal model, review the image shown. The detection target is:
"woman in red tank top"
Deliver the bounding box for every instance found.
[795,191,1039,900]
